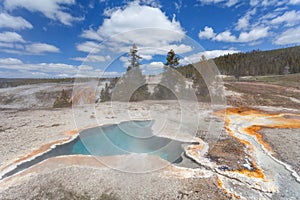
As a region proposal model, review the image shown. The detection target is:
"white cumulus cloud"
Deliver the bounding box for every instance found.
[289,0,300,5]
[80,29,103,41]
[198,26,269,43]
[275,26,300,45]
[4,0,82,26]
[238,27,269,42]
[0,42,14,48]
[199,26,216,39]
[0,58,120,78]
[0,31,25,43]
[76,41,102,53]
[271,10,300,26]
[72,55,111,62]
[25,43,60,54]
[235,9,256,31]
[77,1,191,65]
[215,30,237,42]
[0,13,33,30]
[144,61,164,70]
[98,2,178,36]
[0,32,61,55]
[184,49,240,63]
[199,0,240,7]
[0,57,23,65]
[79,2,186,50]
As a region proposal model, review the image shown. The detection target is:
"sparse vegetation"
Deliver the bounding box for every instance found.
[175,56,210,101]
[53,89,72,108]
[100,192,120,200]
[236,73,300,89]
[153,49,188,100]
[102,44,150,102]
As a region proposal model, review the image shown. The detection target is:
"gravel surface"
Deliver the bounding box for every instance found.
[0,108,75,166]
[1,95,299,199]
[0,83,73,109]
[261,128,300,175]
[0,166,229,200]
[0,101,229,200]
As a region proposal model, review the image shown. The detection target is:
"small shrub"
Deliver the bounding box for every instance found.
[53,89,72,108]
[100,192,119,200]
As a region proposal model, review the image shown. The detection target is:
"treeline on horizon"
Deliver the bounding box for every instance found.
[1,45,299,89]
[215,45,300,76]
[178,45,300,78]
[0,78,74,88]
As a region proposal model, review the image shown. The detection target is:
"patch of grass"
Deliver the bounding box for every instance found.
[100,192,119,200]
[226,73,300,89]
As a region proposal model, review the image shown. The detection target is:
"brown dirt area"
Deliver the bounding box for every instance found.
[225,82,300,109]
[207,138,247,171]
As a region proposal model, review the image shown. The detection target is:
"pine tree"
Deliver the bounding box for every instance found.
[213,45,300,76]
[53,89,72,108]
[127,44,142,71]
[112,44,150,101]
[100,83,111,102]
[153,49,186,100]
[166,49,180,68]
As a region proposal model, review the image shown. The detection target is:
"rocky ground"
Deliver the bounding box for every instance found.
[0,76,300,199]
[225,81,300,109]
[261,128,300,175]
[207,138,247,171]
[0,155,230,200]
[0,108,75,166]
[0,83,73,110]
[0,100,229,200]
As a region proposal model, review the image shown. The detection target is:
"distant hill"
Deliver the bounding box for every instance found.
[178,45,300,78]
[0,78,75,88]
[214,45,300,77]
[0,77,112,88]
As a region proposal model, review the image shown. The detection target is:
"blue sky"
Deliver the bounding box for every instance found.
[0,0,299,78]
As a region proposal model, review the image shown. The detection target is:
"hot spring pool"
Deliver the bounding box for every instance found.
[2,120,188,179]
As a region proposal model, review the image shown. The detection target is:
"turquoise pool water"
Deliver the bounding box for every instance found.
[74,121,185,162]
[2,121,186,179]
